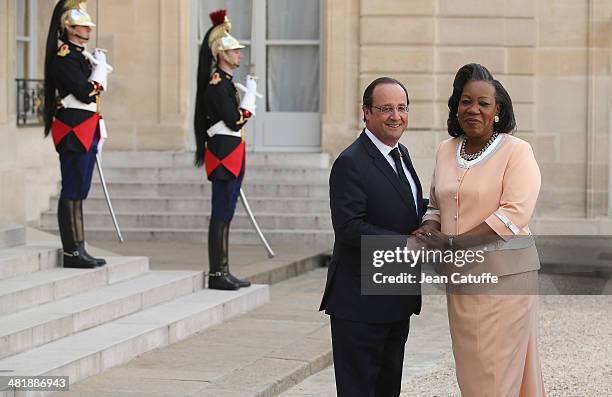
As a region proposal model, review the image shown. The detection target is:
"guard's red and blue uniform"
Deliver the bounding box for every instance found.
[50,40,102,200]
[202,67,250,222]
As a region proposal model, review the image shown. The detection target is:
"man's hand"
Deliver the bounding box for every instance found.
[237,75,262,115]
[412,220,441,238]
[412,221,451,250]
[92,49,107,66]
[245,74,258,92]
[89,49,109,90]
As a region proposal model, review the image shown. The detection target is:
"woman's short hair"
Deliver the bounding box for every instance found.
[447,63,516,137]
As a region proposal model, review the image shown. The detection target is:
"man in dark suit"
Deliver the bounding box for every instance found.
[320,77,424,397]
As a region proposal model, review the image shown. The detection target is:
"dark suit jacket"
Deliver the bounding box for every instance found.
[320,131,424,323]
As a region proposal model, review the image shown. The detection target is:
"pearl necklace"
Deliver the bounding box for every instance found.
[460,132,499,161]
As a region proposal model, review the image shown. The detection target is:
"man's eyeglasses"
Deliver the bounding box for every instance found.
[371,105,409,114]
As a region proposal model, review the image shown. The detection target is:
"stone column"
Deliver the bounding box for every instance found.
[320,0,360,158]
[586,0,611,217]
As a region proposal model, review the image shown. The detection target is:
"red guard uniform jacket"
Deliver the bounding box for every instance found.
[50,40,102,153]
[202,68,249,180]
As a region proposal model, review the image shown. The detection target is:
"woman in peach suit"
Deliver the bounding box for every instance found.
[414,63,546,397]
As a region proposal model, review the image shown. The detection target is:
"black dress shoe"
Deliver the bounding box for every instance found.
[79,243,106,267]
[227,272,251,288]
[208,272,240,290]
[63,251,97,269]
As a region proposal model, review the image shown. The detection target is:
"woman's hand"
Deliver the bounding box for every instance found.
[412,221,449,250]
[412,220,440,238]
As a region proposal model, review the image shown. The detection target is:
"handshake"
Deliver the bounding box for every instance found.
[235,75,263,115]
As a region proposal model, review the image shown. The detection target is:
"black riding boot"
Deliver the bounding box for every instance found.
[222,221,251,288]
[58,199,97,269]
[74,200,106,266]
[208,219,240,290]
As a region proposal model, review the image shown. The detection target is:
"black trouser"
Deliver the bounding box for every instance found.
[330,316,411,397]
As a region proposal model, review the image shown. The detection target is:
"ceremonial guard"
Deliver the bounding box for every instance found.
[194,10,260,290]
[43,0,110,268]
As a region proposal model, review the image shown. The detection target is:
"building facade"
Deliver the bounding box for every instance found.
[0,0,611,233]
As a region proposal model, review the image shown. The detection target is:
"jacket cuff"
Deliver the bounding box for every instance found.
[485,210,520,241]
[422,208,441,224]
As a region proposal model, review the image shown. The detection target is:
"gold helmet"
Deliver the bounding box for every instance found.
[208,10,244,64]
[61,0,96,29]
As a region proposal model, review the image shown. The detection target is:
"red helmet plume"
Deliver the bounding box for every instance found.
[209,9,227,27]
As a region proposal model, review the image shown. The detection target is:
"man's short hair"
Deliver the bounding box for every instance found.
[362,77,410,122]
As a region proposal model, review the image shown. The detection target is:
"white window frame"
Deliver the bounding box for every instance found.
[15,0,38,79]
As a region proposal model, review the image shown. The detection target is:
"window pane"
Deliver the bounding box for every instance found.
[267,0,319,40]
[267,46,319,112]
[199,0,252,41]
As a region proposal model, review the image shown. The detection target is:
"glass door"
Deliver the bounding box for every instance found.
[253,0,322,151]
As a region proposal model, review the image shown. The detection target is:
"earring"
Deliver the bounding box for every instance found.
[494,115,499,123]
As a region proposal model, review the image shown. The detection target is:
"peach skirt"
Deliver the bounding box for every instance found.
[446,272,546,397]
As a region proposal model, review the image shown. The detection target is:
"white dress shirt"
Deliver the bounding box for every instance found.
[364,128,419,214]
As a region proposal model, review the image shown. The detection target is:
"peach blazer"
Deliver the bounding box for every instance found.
[423,134,542,277]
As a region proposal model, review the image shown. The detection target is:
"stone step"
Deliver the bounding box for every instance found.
[0,270,202,360]
[0,256,148,317]
[0,243,60,282]
[0,285,269,397]
[40,211,333,230]
[0,224,26,249]
[99,151,330,168]
[95,166,331,182]
[44,227,335,246]
[88,181,329,198]
[50,195,331,213]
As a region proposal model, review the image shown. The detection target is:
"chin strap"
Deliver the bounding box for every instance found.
[75,33,89,42]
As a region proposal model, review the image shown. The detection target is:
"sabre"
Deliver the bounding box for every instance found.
[92,4,122,242]
[240,188,274,258]
[96,154,124,242]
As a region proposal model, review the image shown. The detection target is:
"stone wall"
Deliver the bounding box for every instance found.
[86,0,191,151]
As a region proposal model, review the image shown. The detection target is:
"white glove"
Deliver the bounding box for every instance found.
[89,49,109,90]
[93,48,107,65]
[83,49,114,73]
[245,75,257,92]
[236,75,262,115]
[97,118,108,155]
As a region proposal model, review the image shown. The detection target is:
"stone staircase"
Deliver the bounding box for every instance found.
[40,151,334,246]
[0,224,268,397]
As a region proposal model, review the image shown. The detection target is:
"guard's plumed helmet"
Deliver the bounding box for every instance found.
[61,0,95,29]
[208,9,244,64]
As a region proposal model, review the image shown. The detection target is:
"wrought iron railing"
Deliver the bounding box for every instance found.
[16,78,44,127]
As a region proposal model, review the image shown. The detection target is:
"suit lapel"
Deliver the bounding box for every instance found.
[359,132,417,214]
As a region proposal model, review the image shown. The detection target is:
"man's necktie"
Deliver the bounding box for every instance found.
[390,147,416,211]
